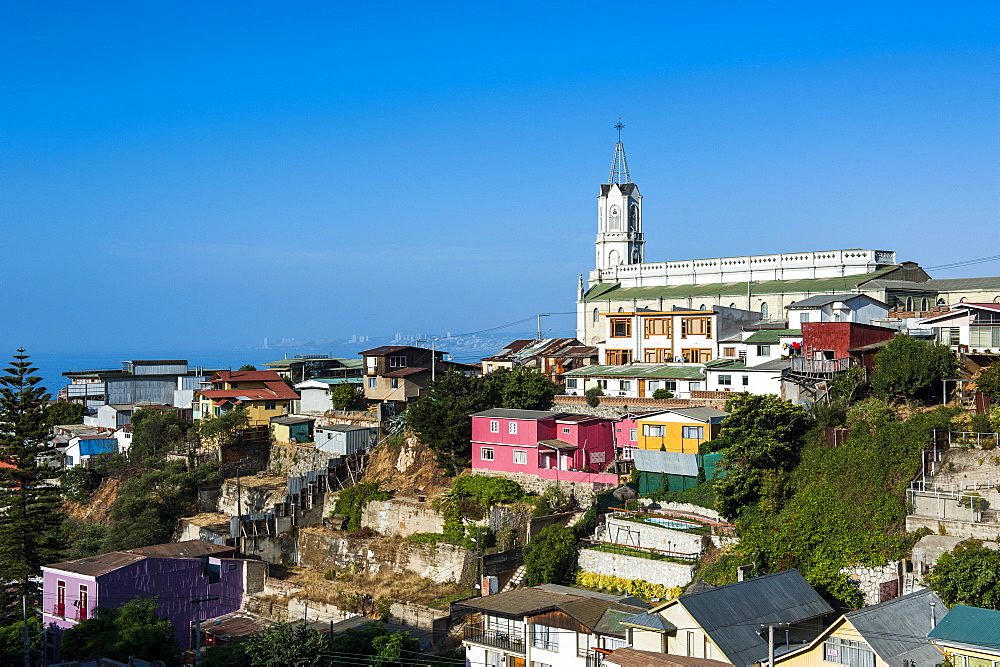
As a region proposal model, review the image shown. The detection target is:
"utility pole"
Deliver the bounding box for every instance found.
[236,462,243,556]
[192,596,219,667]
[537,313,551,340]
[22,594,29,667]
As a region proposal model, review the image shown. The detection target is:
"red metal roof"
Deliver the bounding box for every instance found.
[381,367,429,378]
[211,370,286,383]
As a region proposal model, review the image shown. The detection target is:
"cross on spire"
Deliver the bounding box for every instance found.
[608,117,631,185]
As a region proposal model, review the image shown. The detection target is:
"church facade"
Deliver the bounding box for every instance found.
[576,135,1000,346]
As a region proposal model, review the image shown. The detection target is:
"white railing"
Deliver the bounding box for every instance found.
[790,357,852,374]
[949,432,1000,449]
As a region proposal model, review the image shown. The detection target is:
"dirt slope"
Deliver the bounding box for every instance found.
[361,433,458,499]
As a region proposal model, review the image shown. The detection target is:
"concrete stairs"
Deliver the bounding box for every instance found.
[504,564,527,591]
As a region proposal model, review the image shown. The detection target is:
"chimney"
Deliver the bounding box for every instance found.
[737,564,753,582]
[930,601,937,631]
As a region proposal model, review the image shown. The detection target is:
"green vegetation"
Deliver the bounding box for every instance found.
[645,480,716,509]
[977,363,1000,404]
[330,381,364,410]
[60,598,179,665]
[711,393,813,518]
[0,616,42,664]
[652,388,674,399]
[871,334,960,402]
[532,484,573,517]
[197,407,251,452]
[406,369,560,474]
[44,401,85,427]
[926,540,1000,609]
[0,350,65,620]
[333,482,393,531]
[204,620,422,667]
[522,524,576,586]
[450,475,527,505]
[586,543,695,565]
[585,386,603,408]
[731,407,957,606]
[238,364,257,371]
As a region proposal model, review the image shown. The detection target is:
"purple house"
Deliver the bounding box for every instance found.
[41,540,266,657]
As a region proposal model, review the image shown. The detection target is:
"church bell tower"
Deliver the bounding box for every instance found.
[595,121,644,271]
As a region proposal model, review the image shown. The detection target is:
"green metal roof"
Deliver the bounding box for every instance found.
[741,329,802,344]
[704,359,749,370]
[563,364,705,379]
[929,604,1000,648]
[582,267,898,303]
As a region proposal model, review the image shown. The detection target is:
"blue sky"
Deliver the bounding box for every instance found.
[2,1,998,355]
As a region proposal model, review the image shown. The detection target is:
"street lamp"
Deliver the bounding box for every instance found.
[537,313,551,340]
[416,338,440,381]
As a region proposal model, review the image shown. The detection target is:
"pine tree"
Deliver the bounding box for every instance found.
[0,350,65,620]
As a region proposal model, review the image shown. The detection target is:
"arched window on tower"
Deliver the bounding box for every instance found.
[618,307,624,313]
[906,297,913,311]
[921,298,929,312]
[593,308,599,324]
[629,204,639,231]
[729,303,736,309]
[609,206,620,231]
[699,304,706,311]
[937,297,947,308]
[761,302,769,318]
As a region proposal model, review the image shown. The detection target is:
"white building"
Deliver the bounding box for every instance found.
[314,424,377,456]
[717,328,803,366]
[65,435,118,468]
[294,378,362,414]
[563,365,705,399]
[703,358,791,397]
[785,293,889,327]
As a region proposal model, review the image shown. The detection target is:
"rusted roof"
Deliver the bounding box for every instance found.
[557,597,645,634]
[454,587,573,616]
[124,540,235,559]
[358,345,413,356]
[202,611,274,639]
[44,552,146,577]
[211,370,285,383]
[606,648,732,667]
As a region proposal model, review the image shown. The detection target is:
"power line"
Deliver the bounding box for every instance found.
[924,253,1000,271]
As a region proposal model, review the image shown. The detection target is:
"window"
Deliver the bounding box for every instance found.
[699,304,707,311]
[577,632,593,658]
[598,380,608,389]
[643,318,672,337]
[681,317,712,337]
[389,355,407,368]
[681,348,713,363]
[390,378,399,389]
[688,382,701,391]
[823,637,875,667]
[562,427,571,434]
[490,420,500,433]
[531,625,559,652]
[757,345,771,356]
[629,428,638,441]
[742,375,749,386]
[643,424,665,438]
[972,327,1000,348]
[664,380,677,391]
[610,318,632,337]
[513,450,527,464]
[508,421,518,435]
[56,581,66,617]
[937,297,947,307]
[78,585,89,621]
[264,400,277,410]
[761,302,769,318]
[922,298,929,311]
[723,347,736,357]
[682,426,704,439]
[566,378,578,389]
[643,348,672,363]
[938,327,960,346]
[647,380,659,392]
[531,662,553,667]
[605,349,633,365]
[800,313,810,323]
[368,377,377,389]
[718,375,732,386]
[620,380,631,391]
[622,446,635,459]
[485,652,502,667]
[481,448,494,461]
[593,308,599,324]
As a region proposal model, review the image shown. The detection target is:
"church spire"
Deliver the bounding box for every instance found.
[608,118,631,185]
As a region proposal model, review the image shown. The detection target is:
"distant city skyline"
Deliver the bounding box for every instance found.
[3,2,997,355]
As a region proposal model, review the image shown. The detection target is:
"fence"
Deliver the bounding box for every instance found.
[790,357,852,376]
[949,431,999,449]
[579,538,699,562]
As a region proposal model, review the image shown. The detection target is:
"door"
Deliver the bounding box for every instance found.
[508,658,525,667]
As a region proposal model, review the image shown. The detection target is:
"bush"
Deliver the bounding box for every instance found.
[449,475,527,505]
[333,483,392,531]
[652,389,674,399]
[574,571,681,601]
[522,525,575,586]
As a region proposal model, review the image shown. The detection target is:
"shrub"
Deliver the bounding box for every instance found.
[585,386,603,408]
[333,483,392,531]
[575,572,682,601]
[523,525,576,586]
[652,388,674,399]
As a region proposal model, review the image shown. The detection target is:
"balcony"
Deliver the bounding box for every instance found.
[463,625,526,654]
[789,356,852,377]
[51,603,65,618]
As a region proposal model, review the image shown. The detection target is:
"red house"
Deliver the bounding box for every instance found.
[801,322,897,369]
[470,409,618,484]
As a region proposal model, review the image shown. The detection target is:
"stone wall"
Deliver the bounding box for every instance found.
[601,517,709,556]
[471,469,613,507]
[269,442,333,478]
[217,476,288,516]
[388,602,449,646]
[840,562,901,606]
[297,527,472,584]
[905,515,1000,542]
[577,548,696,588]
[363,498,445,537]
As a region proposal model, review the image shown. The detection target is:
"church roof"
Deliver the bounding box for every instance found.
[583,267,901,303]
[600,183,637,196]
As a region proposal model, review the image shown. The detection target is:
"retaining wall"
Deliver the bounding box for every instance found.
[577,548,695,588]
[905,515,1000,542]
[840,562,901,607]
[602,517,709,555]
[471,469,615,507]
[363,498,445,537]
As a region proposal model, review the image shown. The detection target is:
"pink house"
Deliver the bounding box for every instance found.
[470,409,618,484]
[613,414,641,461]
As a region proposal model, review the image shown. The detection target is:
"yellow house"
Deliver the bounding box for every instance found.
[636,407,727,453]
[776,589,944,667]
[928,604,1000,667]
[194,370,299,427]
[622,571,831,665]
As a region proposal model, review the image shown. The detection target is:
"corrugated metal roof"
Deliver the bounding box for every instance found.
[471,408,564,420]
[660,407,728,422]
[787,293,877,308]
[750,358,792,371]
[583,269,898,303]
[927,276,1000,290]
[845,589,944,666]
[539,439,577,450]
[453,587,572,616]
[677,570,832,666]
[620,610,676,632]
[606,648,731,667]
[563,364,705,379]
[928,603,1000,647]
[125,540,236,559]
[44,552,146,576]
[632,450,699,476]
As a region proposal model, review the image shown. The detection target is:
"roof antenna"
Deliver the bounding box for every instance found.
[608,117,631,185]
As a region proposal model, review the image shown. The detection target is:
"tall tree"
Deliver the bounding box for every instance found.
[976,362,1000,403]
[485,366,559,410]
[870,334,959,402]
[0,350,65,620]
[926,540,1000,610]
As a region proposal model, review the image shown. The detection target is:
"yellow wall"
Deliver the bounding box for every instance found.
[936,645,1000,667]
[636,420,720,453]
[195,398,292,426]
[777,620,885,667]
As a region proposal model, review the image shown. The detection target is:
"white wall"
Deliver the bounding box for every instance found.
[299,386,334,413]
[705,369,782,397]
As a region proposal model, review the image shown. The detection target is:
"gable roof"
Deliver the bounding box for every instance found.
[606,648,731,667]
[844,589,944,666]
[640,407,728,423]
[741,329,802,344]
[787,293,886,309]
[44,552,146,577]
[124,540,236,559]
[929,604,1000,649]
[919,302,1000,324]
[675,570,833,666]
[211,370,285,383]
[620,610,677,632]
[632,450,699,477]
